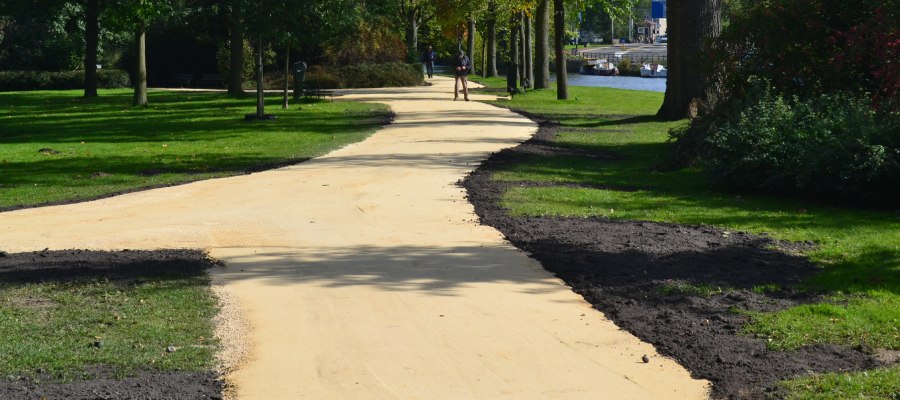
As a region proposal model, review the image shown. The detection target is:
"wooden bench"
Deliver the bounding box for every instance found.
[161,73,193,88]
[299,80,334,101]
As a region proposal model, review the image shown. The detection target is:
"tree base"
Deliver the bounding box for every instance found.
[244,114,277,121]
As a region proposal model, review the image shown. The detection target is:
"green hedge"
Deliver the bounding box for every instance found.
[0,70,131,91]
[675,84,900,205]
[307,63,423,89]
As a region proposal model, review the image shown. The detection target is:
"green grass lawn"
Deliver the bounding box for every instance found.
[0,259,217,380]
[474,79,900,397]
[0,89,390,210]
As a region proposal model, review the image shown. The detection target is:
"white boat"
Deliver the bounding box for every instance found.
[581,58,619,76]
[593,60,619,76]
[640,63,667,78]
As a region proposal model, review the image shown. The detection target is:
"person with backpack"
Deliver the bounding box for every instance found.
[454,50,470,101]
[422,45,437,79]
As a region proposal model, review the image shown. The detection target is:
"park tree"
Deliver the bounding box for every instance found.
[435,0,486,71]
[0,0,144,98]
[507,10,521,91]
[226,0,244,95]
[238,0,282,119]
[553,0,567,99]
[534,0,549,88]
[657,0,722,119]
[485,0,499,76]
[398,0,430,62]
[107,0,180,107]
[275,0,355,109]
[523,11,533,88]
[83,0,100,97]
[551,0,637,99]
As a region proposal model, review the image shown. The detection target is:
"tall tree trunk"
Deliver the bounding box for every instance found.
[228,6,244,95]
[83,0,99,98]
[467,16,476,74]
[256,36,265,117]
[282,46,289,109]
[518,12,525,87]
[482,33,487,78]
[486,1,498,77]
[535,0,550,89]
[553,0,568,99]
[611,17,615,44]
[405,7,418,63]
[524,13,533,89]
[506,11,519,93]
[657,0,722,120]
[629,17,634,42]
[133,23,148,107]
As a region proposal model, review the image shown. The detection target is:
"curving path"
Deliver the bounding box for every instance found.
[1,77,709,399]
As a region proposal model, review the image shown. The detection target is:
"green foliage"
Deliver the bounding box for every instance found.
[305,66,342,89]
[307,63,423,89]
[710,0,899,112]
[0,4,86,71]
[0,70,130,91]
[323,17,408,65]
[685,84,900,206]
[215,39,256,84]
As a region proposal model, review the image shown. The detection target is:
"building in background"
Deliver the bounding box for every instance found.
[650,0,667,38]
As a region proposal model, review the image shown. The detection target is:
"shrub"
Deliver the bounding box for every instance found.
[617,58,640,76]
[96,70,131,89]
[710,0,899,112]
[692,84,900,205]
[306,63,423,89]
[548,53,585,74]
[335,63,423,88]
[305,66,342,89]
[0,70,131,91]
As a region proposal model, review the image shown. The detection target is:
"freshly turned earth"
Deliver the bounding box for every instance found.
[0,249,224,400]
[462,116,885,399]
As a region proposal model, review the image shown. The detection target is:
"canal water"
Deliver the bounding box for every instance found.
[551,74,667,92]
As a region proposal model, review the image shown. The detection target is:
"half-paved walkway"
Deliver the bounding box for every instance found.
[1,77,709,399]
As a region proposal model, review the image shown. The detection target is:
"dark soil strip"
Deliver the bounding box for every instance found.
[0,249,224,400]
[0,369,222,400]
[462,118,883,399]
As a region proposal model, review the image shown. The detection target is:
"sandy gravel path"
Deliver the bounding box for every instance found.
[1,77,708,399]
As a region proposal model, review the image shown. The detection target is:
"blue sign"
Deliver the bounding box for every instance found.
[651,1,666,19]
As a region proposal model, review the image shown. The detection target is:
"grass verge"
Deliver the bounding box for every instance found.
[473,78,900,397]
[0,251,218,381]
[0,89,390,210]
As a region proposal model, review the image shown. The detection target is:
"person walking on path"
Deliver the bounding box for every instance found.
[454,50,470,101]
[423,45,436,79]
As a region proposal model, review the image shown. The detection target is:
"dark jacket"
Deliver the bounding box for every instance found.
[455,56,470,75]
[423,50,436,64]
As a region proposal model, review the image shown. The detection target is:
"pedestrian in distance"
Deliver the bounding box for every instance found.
[454,50,470,101]
[423,45,436,79]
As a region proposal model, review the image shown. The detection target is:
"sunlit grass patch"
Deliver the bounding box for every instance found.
[0,89,390,209]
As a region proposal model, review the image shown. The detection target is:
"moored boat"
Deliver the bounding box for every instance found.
[581,58,619,76]
[640,63,667,78]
